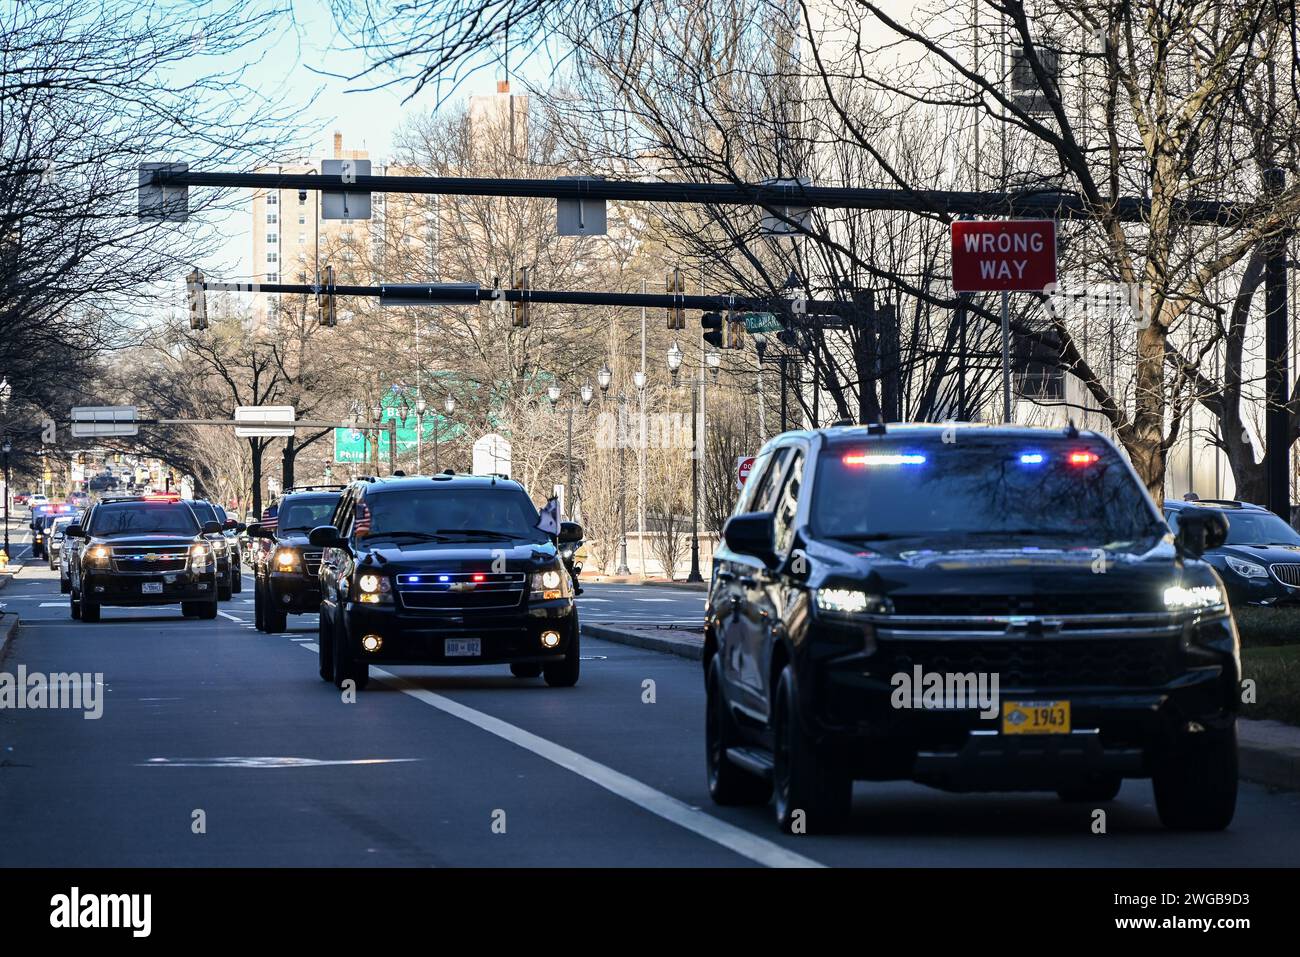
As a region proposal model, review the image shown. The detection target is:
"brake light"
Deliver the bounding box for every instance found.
[842,452,927,466]
[144,493,180,502]
[1068,451,1099,466]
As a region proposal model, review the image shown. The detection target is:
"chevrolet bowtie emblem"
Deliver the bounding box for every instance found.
[145,553,159,562]
[449,581,475,592]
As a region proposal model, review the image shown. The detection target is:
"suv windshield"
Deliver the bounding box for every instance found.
[277,496,340,531]
[360,487,542,542]
[1214,511,1300,546]
[811,437,1160,549]
[188,501,218,525]
[88,502,201,536]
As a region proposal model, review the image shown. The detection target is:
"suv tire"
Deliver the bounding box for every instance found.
[772,664,851,834]
[81,598,101,623]
[332,622,369,691]
[264,594,288,633]
[70,590,81,620]
[1153,723,1238,831]
[318,610,335,682]
[706,656,772,806]
[253,577,266,631]
[542,618,580,688]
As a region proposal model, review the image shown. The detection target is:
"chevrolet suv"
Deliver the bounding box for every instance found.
[309,474,583,691]
[185,499,235,601]
[247,487,342,633]
[705,424,1239,834]
[65,494,223,622]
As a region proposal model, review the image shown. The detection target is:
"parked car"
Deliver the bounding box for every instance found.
[1164,497,1300,606]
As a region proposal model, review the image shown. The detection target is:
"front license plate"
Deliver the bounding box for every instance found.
[1002,700,1070,734]
[445,639,481,657]
[141,582,163,595]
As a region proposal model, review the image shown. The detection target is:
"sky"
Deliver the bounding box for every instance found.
[194,0,553,279]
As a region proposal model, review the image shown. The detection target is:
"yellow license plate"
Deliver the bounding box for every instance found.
[1001,700,1071,734]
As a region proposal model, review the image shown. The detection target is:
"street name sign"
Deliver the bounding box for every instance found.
[70,406,138,438]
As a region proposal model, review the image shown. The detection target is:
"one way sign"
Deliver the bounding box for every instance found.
[951,220,1057,293]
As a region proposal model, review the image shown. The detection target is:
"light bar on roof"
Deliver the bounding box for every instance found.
[841,452,927,466]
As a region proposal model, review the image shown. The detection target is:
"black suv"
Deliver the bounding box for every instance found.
[185,499,236,601]
[1164,497,1300,606]
[65,494,223,622]
[705,424,1240,834]
[309,474,583,691]
[246,487,342,633]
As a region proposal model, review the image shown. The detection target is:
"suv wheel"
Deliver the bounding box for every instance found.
[231,566,242,594]
[81,598,101,623]
[332,622,369,691]
[772,664,851,834]
[218,579,232,601]
[253,577,266,630]
[1153,723,1238,831]
[706,656,772,806]
[70,589,81,620]
[60,574,71,594]
[542,618,580,688]
[264,591,288,633]
[318,609,335,682]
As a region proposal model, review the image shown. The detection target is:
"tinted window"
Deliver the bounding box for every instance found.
[811,438,1160,549]
[278,496,341,531]
[361,487,542,542]
[1220,511,1300,546]
[88,503,200,536]
[772,451,805,556]
[189,501,218,525]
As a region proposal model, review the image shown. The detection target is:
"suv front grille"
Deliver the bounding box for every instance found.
[396,572,526,611]
[111,545,191,573]
[304,550,323,576]
[889,592,1166,616]
[875,636,1177,689]
[1270,563,1300,587]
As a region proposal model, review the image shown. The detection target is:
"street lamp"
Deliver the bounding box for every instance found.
[431,393,455,471]
[2,438,10,558]
[669,346,703,584]
[547,383,562,405]
[415,396,428,473]
[580,382,594,406]
[597,364,612,393]
[632,370,647,392]
[323,462,332,485]
[706,350,722,383]
[597,368,632,575]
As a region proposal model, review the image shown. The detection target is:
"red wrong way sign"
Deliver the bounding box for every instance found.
[951,219,1057,293]
[736,455,756,489]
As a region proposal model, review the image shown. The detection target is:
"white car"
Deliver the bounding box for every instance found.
[48,515,76,572]
[28,493,49,511]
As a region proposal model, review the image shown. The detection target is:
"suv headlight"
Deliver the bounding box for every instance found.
[1164,583,1226,613]
[531,564,571,600]
[274,547,300,570]
[355,573,392,604]
[190,543,213,569]
[814,586,877,615]
[1224,556,1268,579]
[85,545,111,566]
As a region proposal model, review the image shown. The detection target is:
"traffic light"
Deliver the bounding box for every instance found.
[186,268,208,330]
[666,268,685,330]
[317,264,337,327]
[512,266,532,328]
[726,311,745,350]
[701,311,724,348]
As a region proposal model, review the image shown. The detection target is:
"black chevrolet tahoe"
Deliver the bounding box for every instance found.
[65,494,223,622]
[705,424,1240,834]
[247,487,342,633]
[309,474,583,691]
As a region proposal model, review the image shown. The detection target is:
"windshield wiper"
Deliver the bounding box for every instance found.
[365,531,448,543]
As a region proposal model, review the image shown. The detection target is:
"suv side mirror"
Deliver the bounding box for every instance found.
[244,522,264,538]
[558,521,583,544]
[223,518,238,531]
[723,511,777,565]
[200,520,222,535]
[1175,509,1229,559]
[309,525,346,549]
[65,525,83,539]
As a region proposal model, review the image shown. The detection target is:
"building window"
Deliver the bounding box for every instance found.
[266,272,278,282]
[298,214,306,225]
[266,252,277,263]
[267,213,277,224]
[266,192,278,205]
[266,233,278,245]
[299,233,306,244]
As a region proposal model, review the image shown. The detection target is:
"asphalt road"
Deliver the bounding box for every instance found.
[2,544,1299,867]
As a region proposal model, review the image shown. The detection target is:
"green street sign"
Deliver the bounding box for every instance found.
[333,385,464,463]
[740,312,783,333]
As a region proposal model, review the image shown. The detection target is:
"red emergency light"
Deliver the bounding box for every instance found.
[472,573,486,582]
[1068,451,1100,467]
[143,493,181,502]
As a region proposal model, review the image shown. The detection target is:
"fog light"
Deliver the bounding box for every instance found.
[282,594,292,604]
[94,585,105,593]
[361,634,382,653]
[541,630,561,648]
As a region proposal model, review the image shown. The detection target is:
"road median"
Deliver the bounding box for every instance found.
[582,621,704,660]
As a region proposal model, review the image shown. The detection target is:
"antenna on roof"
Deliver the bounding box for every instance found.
[1065,419,1079,439]
[867,416,887,436]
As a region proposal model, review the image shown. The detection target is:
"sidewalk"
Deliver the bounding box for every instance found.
[585,575,709,592]
[580,619,1300,792]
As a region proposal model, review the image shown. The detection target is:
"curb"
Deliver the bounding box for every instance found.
[1239,719,1300,791]
[586,577,710,592]
[0,612,19,658]
[582,622,704,661]
[582,622,1300,792]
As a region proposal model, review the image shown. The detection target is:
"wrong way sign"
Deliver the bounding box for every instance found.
[951,220,1057,293]
[736,455,756,489]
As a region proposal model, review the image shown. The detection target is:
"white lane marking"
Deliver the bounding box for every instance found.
[575,597,610,602]
[292,641,822,869]
[39,602,65,607]
[633,598,676,603]
[218,611,245,622]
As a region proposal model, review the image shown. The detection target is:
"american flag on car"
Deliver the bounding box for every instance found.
[353,502,371,537]
[262,507,278,531]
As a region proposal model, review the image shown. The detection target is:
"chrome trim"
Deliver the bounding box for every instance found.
[866,611,1176,627]
[1269,563,1300,588]
[876,624,1183,640]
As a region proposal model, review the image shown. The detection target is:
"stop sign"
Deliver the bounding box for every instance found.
[951,219,1057,293]
[736,456,755,489]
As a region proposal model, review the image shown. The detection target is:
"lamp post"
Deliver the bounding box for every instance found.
[323,462,332,485]
[598,368,632,576]
[371,403,383,474]
[2,439,10,558]
[667,343,703,583]
[547,381,592,519]
[435,393,456,472]
[415,395,427,473]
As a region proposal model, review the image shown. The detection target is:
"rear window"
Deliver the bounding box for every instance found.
[88,503,201,536]
[812,437,1160,549]
[277,496,341,531]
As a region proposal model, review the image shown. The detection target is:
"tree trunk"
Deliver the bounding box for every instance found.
[1131,320,1168,499]
[250,441,263,517]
